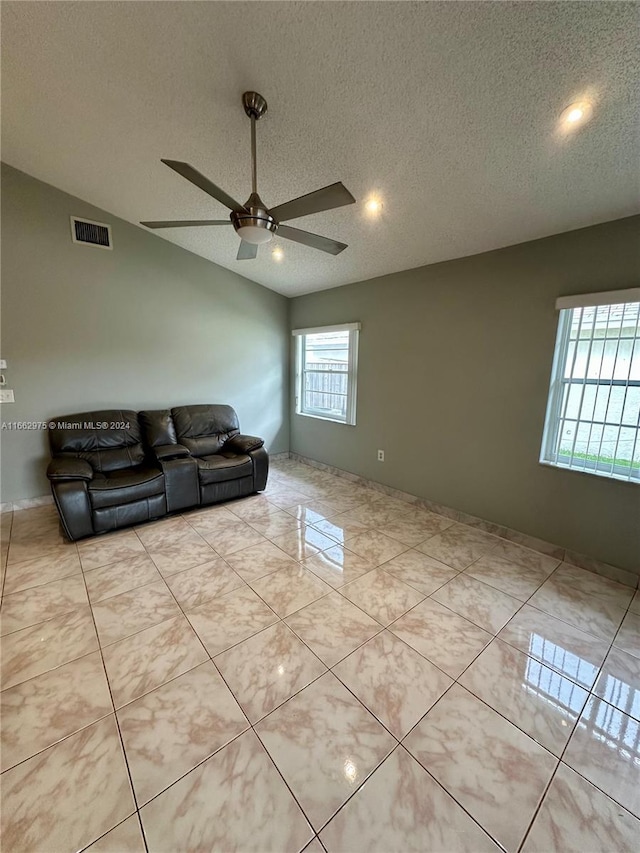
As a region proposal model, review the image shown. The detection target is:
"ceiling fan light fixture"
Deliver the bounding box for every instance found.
[235,224,275,245]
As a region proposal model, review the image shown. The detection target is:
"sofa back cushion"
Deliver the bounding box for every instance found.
[171,405,240,457]
[48,410,145,473]
[139,409,178,448]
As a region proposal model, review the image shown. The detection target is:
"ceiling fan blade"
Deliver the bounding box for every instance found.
[237,240,258,260]
[140,220,230,228]
[270,182,356,222]
[161,160,245,212]
[277,224,348,255]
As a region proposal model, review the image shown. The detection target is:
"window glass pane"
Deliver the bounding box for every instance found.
[304,331,349,371]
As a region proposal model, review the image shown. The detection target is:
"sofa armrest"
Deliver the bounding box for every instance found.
[224,434,264,454]
[153,443,191,461]
[47,458,94,482]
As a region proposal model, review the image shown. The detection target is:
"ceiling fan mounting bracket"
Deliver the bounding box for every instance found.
[242,91,268,120]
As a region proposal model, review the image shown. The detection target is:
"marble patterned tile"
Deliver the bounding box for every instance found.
[376,512,453,547]
[0,605,98,691]
[320,745,500,852]
[1,651,113,771]
[338,502,407,528]
[247,509,304,539]
[220,494,273,520]
[0,574,88,635]
[552,562,635,609]
[389,597,492,678]
[630,589,640,616]
[197,518,267,557]
[146,529,219,576]
[102,614,208,708]
[404,683,557,852]
[224,540,299,583]
[334,631,453,738]
[85,815,146,853]
[431,573,522,634]
[164,557,244,610]
[270,526,337,560]
[255,672,396,830]
[286,591,382,667]
[3,549,82,595]
[7,538,73,567]
[92,580,180,646]
[497,604,609,689]
[563,695,640,817]
[301,838,324,853]
[186,506,248,535]
[134,515,193,549]
[215,621,326,723]
[593,646,640,721]
[1,715,135,853]
[140,730,313,852]
[340,568,425,626]
[343,530,409,566]
[250,563,332,618]
[310,515,371,544]
[460,639,589,756]
[415,523,499,570]
[614,610,640,659]
[528,577,627,643]
[118,662,248,804]
[484,539,561,575]
[521,762,640,853]
[84,553,161,603]
[186,585,278,657]
[301,544,375,589]
[465,556,551,602]
[382,549,458,596]
[77,531,146,571]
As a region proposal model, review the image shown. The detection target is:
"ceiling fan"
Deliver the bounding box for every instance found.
[141,91,356,260]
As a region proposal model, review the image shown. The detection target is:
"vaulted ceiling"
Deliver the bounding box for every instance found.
[2,1,638,295]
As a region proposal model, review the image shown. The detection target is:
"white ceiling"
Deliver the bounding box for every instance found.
[2,2,639,297]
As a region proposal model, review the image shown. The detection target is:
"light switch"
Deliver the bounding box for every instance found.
[0,360,6,369]
[0,390,15,403]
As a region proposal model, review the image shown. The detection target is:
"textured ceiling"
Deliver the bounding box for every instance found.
[2,1,639,296]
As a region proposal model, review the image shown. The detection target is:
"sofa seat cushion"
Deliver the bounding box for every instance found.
[197,452,253,485]
[89,466,165,509]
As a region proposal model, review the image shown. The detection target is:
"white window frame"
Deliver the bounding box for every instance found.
[292,323,360,426]
[540,288,640,483]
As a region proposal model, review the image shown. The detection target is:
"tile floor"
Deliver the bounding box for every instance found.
[1,459,639,852]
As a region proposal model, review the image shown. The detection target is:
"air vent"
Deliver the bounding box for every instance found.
[70,217,113,249]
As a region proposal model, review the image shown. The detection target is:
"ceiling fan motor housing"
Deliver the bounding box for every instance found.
[231,192,278,244]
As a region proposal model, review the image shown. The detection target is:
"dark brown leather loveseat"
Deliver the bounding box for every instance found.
[46,404,268,541]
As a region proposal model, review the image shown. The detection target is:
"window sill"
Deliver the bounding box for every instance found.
[539,460,639,485]
[295,411,356,427]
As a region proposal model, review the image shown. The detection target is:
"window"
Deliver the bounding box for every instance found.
[540,288,640,483]
[292,323,360,425]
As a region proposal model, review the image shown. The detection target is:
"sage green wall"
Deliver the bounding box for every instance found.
[290,216,640,574]
[0,163,289,504]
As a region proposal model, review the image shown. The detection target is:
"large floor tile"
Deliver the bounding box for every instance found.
[460,638,589,756]
[224,539,299,583]
[146,529,219,576]
[415,523,498,570]
[483,539,560,575]
[218,495,273,521]
[404,684,557,852]
[215,621,326,722]
[497,603,609,689]
[338,502,407,527]
[378,510,454,545]
[247,509,304,539]
[431,573,522,634]
[118,661,248,804]
[563,695,640,816]
[382,549,458,596]
[102,614,208,708]
[7,536,74,567]
[91,580,180,646]
[134,516,194,549]
[389,597,492,678]
[270,527,337,560]
[552,562,635,609]
[334,631,453,738]
[3,549,82,595]
[0,574,88,635]
[164,557,244,610]
[339,568,425,626]
[320,746,500,852]
[255,672,396,830]
[0,605,98,690]
[186,584,278,656]
[85,815,146,853]
[310,514,371,545]
[630,589,640,615]
[528,577,626,643]
[521,763,640,853]
[286,591,381,667]
[1,715,135,853]
[301,544,375,589]
[1,651,112,771]
[84,553,161,603]
[200,519,267,557]
[614,610,640,659]
[77,530,146,571]
[592,646,640,721]
[465,555,551,601]
[140,730,312,851]
[343,530,409,566]
[249,563,332,618]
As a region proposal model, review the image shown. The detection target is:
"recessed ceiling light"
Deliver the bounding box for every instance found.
[365,197,383,216]
[559,100,593,131]
[272,246,284,262]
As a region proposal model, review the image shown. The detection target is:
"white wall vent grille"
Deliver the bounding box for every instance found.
[70,217,112,249]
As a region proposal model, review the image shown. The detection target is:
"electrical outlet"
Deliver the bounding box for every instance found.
[0,360,7,369]
[0,389,15,403]
[377,449,385,462]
